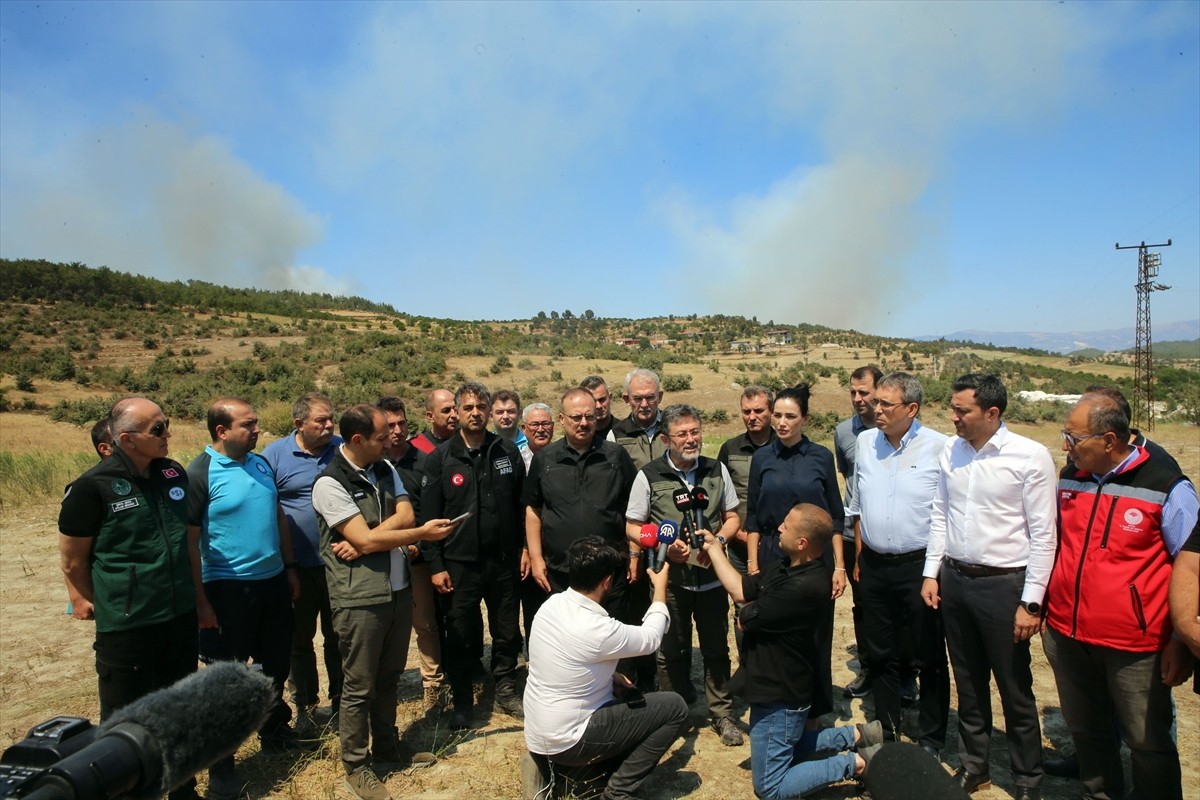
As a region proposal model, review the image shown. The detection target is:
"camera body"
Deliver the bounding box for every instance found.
[0,717,97,798]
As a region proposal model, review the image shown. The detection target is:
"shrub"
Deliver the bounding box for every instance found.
[663,374,692,392]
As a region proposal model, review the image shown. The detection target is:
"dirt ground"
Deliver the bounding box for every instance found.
[1,496,1197,799]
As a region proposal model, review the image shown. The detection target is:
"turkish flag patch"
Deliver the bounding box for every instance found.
[451,473,465,487]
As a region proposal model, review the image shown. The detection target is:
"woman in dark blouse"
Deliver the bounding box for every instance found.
[744,384,846,717]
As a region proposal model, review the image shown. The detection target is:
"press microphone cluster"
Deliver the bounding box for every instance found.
[1,662,274,800]
[671,486,709,548]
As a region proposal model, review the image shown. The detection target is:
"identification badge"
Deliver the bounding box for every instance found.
[111,497,141,513]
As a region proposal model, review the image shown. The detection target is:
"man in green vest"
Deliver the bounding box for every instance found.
[625,403,744,747]
[312,404,456,800]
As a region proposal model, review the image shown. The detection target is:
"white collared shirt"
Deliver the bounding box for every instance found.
[523,588,669,756]
[849,420,948,554]
[923,424,1058,605]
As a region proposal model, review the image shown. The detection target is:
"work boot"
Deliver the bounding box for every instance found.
[711,716,744,746]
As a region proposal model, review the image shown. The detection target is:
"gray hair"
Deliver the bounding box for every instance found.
[1079,393,1131,443]
[742,385,774,408]
[455,381,491,408]
[660,403,702,434]
[624,368,661,395]
[292,392,332,423]
[877,372,923,407]
[522,402,553,422]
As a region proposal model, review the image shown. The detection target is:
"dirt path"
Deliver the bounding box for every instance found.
[1,502,1196,798]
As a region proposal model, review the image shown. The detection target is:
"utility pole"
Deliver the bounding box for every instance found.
[1115,239,1171,430]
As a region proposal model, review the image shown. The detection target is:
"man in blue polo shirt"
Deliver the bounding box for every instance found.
[262,392,344,735]
[188,397,304,799]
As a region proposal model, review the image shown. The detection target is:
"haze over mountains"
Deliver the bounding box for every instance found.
[916,319,1200,355]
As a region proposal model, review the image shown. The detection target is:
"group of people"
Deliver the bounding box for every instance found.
[56,366,1198,800]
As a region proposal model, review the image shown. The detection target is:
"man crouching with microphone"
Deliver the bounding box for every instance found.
[700,503,886,798]
[523,536,687,800]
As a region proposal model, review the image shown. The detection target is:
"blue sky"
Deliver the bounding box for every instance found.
[2,1,1197,339]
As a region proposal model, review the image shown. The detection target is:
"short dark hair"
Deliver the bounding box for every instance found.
[660,403,701,435]
[376,396,407,416]
[1084,385,1132,423]
[492,389,521,408]
[292,392,332,424]
[340,404,382,441]
[90,418,113,457]
[1081,393,1131,443]
[567,536,625,592]
[952,373,1007,415]
[580,375,609,393]
[742,385,774,409]
[775,383,811,416]
[792,503,834,552]
[455,381,491,409]
[850,365,883,386]
[207,397,251,440]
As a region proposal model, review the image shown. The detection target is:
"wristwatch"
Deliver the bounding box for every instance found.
[714,535,727,547]
[1020,600,1041,615]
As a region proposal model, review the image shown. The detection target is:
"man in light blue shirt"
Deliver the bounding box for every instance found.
[848,372,950,759]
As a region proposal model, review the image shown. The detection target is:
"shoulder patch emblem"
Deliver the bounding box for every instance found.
[111,478,132,496]
[451,473,465,487]
[161,467,180,479]
[256,462,268,474]
[168,486,186,501]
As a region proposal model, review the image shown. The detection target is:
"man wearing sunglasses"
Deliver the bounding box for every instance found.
[58,396,201,800]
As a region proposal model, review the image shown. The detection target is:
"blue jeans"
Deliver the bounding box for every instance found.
[749,702,857,798]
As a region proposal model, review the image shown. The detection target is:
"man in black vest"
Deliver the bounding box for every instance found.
[611,368,668,471]
[312,405,455,800]
[625,403,744,746]
[419,382,527,730]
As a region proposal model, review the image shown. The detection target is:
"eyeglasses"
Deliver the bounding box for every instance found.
[1061,430,1102,448]
[130,420,170,438]
[669,429,702,441]
[565,413,596,424]
[524,421,553,430]
[629,394,658,405]
[870,399,906,411]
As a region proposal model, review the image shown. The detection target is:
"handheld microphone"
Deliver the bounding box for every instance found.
[688,487,710,546]
[20,662,274,800]
[671,488,696,544]
[861,742,969,800]
[638,524,659,571]
[654,521,679,573]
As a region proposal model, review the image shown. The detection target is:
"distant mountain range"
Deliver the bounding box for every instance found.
[916,319,1200,354]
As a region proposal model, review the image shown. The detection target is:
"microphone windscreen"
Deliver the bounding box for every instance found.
[671,488,692,511]
[862,743,969,800]
[639,523,658,548]
[102,661,274,796]
[656,520,679,544]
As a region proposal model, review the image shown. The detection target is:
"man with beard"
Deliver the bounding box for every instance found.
[625,404,743,746]
[188,398,305,798]
[262,392,343,736]
[611,369,668,471]
[377,395,445,715]
[419,382,526,729]
[581,375,617,442]
[411,388,459,454]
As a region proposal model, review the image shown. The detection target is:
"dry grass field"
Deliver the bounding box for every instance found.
[1,346,1198,799]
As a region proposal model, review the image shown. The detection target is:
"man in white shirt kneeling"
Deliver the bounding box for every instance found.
[523,536,687,800]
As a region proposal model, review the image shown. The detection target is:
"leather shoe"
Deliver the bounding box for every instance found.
[1043,754,1079,778]
[953,768,992,794]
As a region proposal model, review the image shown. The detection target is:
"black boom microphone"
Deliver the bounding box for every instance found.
[13,662,274,800]
[861,742,970,800]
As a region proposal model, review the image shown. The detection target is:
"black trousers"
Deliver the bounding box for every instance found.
[859,548,949,748]
[437,556,522,704]
[940,565,1042,788]
[843,537,869,673]
[288,564,343,709]
[202,572,295,733]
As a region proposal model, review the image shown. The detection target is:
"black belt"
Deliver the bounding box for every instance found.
[945,557,1025,578]
[862,546,925,564]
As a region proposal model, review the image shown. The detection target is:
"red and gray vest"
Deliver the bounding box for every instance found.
[1047,446,1184,652]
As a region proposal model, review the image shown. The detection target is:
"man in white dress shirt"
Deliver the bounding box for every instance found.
[920,374,1056,800]
[849,372,949,757]
[523,536,687,800]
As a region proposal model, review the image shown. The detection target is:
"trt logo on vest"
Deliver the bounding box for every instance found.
[451,473,465,487]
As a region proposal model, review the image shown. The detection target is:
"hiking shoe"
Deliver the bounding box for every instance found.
[344,765,391,800]
[449,706,474,731]
[259,725,318,753]
[711,716,744,746]
[856,720,885,749]
[494,690,525,720]
[858,742,884,776]
[844,672,870,698]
